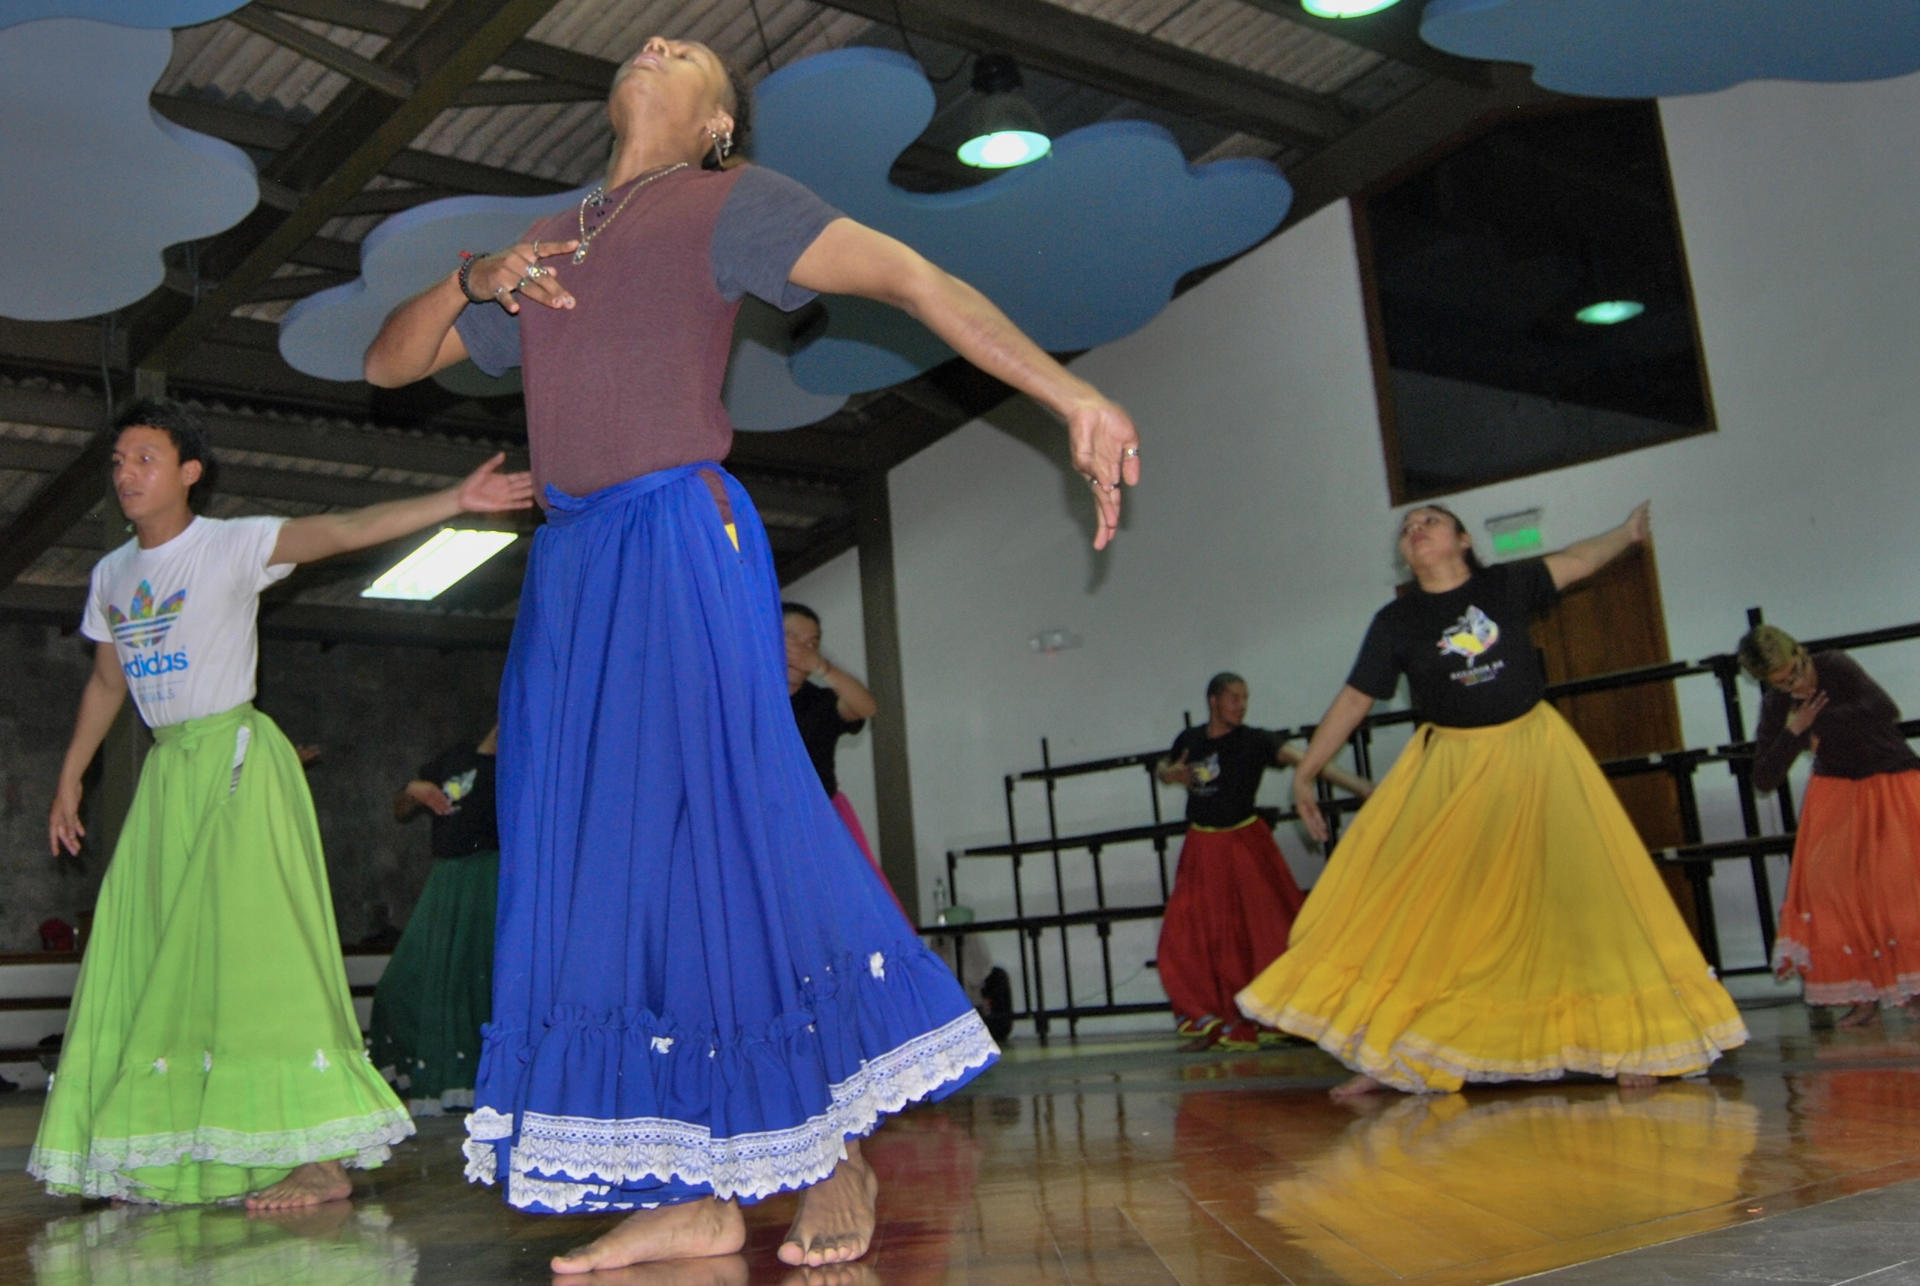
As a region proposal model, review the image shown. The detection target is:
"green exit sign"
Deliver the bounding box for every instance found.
[1490,526,1543,555]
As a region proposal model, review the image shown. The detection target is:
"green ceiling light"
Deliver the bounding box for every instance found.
[362,528,517,601]
[1575,299,1646,325]
[1302,0,1404,17]
[958,54,1051,170]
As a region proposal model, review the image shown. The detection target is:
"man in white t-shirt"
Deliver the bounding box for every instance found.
[32,398,531,1210]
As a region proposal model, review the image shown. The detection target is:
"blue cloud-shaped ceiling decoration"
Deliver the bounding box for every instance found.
[0,1,246,30]
[752,48,1291,396]
[0,19,258,321]
[279,190,590,396]
[278,46,1288,426]
[1421,0,1920,98]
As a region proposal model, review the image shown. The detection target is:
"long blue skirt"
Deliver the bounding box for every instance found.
[465,463,997,1213]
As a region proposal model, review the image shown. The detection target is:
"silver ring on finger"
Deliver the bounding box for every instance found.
[525,264,546,280]
[1122,446,1140,459]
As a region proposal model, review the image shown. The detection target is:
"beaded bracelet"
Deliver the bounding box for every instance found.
[456,251,488,305]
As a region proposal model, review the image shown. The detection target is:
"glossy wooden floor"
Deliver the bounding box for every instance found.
[4,1003,1920,1284]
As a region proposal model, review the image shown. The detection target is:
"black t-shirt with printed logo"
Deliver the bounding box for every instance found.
[1345,559,1559,728]
[1168,724,1284,828]
[416,744,499,859]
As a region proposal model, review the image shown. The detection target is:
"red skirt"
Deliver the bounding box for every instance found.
[1156,818,1304,1027]
[1774,771,1920,1006]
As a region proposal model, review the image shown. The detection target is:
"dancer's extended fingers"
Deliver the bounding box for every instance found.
[519,268,575,310]
[531,238,581,263]
[1092,476,1122,551]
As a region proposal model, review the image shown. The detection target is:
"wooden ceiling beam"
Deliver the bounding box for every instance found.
[227,6,418,100]
[0,379,523,478]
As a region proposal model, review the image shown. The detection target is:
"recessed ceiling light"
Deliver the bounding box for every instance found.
[361,528,517,601]
[1302,0,1404,17]
[1574,299,1646,325]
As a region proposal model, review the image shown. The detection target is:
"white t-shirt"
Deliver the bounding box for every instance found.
[81,516,294,728]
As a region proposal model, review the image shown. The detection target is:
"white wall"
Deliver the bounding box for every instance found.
[883,69,1920,1026]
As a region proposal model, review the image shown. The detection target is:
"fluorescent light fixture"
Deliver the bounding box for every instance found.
[1303,0,1403,16]
[361,528,516,601]
[1575,299,1646,325]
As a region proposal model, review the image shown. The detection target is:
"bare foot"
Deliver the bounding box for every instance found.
[555,1254,748,1286]
[1329,1073,1388,1101]
[551,1198,745,1275]
[1616,1072,1659,1089]
[244,1160,352,1210]
[778,1139,878,1268]
[1838,1002,1881,1028]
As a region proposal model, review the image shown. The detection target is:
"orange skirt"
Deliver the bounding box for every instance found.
[1773,771,1920,1006]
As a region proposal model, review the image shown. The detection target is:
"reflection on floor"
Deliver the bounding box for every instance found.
[4,1004,1920,1283]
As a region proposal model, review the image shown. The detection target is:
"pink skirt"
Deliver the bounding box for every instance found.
[833,790,910,922]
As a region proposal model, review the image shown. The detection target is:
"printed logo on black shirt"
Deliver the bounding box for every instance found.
[1437,604,1506,687]
[1190,753,1222,793]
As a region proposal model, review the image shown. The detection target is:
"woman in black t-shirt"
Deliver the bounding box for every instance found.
[1238,502,1746,1097]
[367,724,500,1116]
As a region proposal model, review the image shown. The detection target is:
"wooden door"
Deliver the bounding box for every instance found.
[1529,543,1703,939]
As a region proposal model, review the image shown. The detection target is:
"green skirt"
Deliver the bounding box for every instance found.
[366,850,498,1115]
[27,703,414,1203]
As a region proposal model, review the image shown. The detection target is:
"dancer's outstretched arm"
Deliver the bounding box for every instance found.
[49,643,130,856]
[790,220,1141,549]
[1288,686,1377,843]
[1279,744,1372,799]
[270,453,532,567]
[1545,501,1650,590]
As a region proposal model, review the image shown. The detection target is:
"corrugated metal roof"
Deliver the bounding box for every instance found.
[1050,0,1383,92]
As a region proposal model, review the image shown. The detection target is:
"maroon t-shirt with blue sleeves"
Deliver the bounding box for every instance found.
[455,165,842,501]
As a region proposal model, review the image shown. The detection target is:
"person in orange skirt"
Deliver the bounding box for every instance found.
[1155,673,1370,1049]
[1740,624,1920,1027]
[1238,502,1746,1097]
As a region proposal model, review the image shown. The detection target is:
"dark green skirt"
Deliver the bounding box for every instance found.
[367,851,498,1116]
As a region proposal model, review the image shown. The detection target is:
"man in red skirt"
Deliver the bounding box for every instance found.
[1156,673,1370,1049]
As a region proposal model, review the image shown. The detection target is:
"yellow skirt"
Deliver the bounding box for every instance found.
[1237,703,1747,1092]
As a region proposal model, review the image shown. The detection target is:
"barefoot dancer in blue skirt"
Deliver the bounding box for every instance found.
[35,399,533,1208]
[366,35,1142,1272]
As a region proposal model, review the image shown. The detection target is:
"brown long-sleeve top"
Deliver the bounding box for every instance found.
[1751,650,1920,793]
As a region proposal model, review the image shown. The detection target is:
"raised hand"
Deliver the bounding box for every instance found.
[1786,690,1828,737]
[1065,398,1142,551]
[471,239,581,314]
[456,453,535,513]
[1159,748,1193,787]
[1624,500,1651,544]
